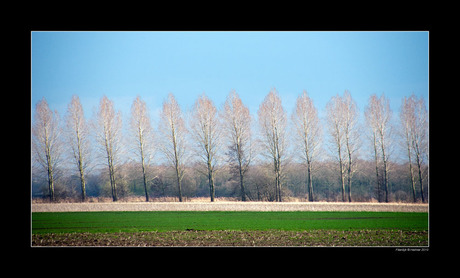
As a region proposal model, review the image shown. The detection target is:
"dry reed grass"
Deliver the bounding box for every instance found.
[32,199,428,213]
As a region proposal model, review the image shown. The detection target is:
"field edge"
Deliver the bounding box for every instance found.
[31,229,428,247]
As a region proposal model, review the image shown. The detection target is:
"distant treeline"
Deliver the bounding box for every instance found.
[32,160,426,202]
[32,89,428,203]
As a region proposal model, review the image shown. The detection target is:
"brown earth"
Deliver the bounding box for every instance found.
[32,229,428,247]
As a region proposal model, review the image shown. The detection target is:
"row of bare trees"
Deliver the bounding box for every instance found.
[32,89,428,203]
[400,95,428,203]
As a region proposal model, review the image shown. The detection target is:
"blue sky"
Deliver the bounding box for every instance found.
[31,31,428,124]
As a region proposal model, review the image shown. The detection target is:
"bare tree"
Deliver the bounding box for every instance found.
[368,120,383,202]
[400,94,428,202]
[258,88,287,202]
[65,95,91,201]
[190,93,221,202]
[94,95,123,202]
[292,90,321,202]
[32,97,63,202]
[400,96,416,202]
[158,93,188,202]
[130,96,154,202]
[326,91,359,202]
[222,90,254,201]
[412,96,428,203]
[365,94,392,202]
[342,91,360,202]
[326,94,346,202]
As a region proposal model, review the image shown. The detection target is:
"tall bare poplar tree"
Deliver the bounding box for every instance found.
[190,93,221,202]
[326,94,346,202]
[159,93,188,202]
[365,94,392,202]
[342,91,360,202]
[32,97,62,202]
[222,90,253,201]
[94,95,123,202]
[412,96,428,202]
[400,94,428,202]
[292,90,321,202]
[400,96,416,202]
[65,95,90,201]
[130,96,154,202]
[326,91,359,202]
[258,88,287,202]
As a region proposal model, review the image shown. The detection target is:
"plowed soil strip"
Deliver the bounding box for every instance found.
[32,230,428,247]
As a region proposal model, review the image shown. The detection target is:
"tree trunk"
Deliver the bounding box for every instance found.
[108,158,118,202]
[409,162,416,202]
[80,170,86,202]
[340,166,345,202]
[77,156,86,201]
[105,134,118,202]
[110,170,118,202]
[277,170,282,202]
[338,154,345,202]
[372,134,381,202]
[417,164,425,203]
[138,136,149,202]
[375,164,381,202]
[307,161,314,202]
[346,138,353,203]
[175,164,183,202]
[209,173,215,202]
[237,143,247,202]
[208,159,215,202]
[47,164,55,202]
[172,129,183,202]
[347,166,352,202]
[414,150,425,203]
[380,136,389,203]
[276,145,282,202]
[139,142,148,202]
[239,169,246,201]
[177,176,183,202]
[406,145,417,202]
[382,156,389,203]
[274,158,282,202]
[46,149,55,202]
[141,158,149,202]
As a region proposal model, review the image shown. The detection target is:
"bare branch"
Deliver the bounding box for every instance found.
[65,95,90,201]
[399,94,428,202]
[292,90,321,201]
[222,90,254,201]
[94,95,123,201]
[32,97,63,201]
[158,93,188,202]
[189,93,221,202]
[129,95,153,202]
[365,94,392,202]
[326,91,360,202]
[257,88,287,202]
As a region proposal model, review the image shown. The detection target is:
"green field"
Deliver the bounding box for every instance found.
[32,211,428,234]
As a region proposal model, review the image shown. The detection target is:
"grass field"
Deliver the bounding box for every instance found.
[32,211,428,233]
[31,211,428,246]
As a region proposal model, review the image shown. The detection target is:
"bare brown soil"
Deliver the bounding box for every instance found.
[32,229,428,247]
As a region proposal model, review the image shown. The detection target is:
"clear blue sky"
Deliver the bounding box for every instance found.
[31,31,428,123]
